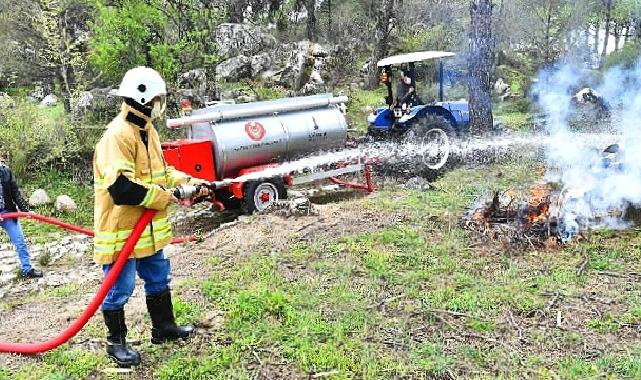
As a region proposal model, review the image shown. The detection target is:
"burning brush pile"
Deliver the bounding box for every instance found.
[464,183,561,249]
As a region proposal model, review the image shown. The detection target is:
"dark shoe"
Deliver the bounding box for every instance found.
[22,268,43,279]
[103,308,141,367]
[146,289,194,344]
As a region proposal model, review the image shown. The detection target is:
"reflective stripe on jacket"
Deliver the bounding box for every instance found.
[93,102,193,264]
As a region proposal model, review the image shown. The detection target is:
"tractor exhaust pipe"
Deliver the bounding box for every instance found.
[167,95,349,128]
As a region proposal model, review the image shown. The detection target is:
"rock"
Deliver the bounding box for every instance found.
[0,92,13,108]
[220,89,239,100]
[404,177,432,191]
[259,70,276,82]
[493,78,510,95]
[31,84,52,101]
[574,88,602,104]
[71,87,120,119]
[214,23,277,59]
[29,189,52,207]
[55,195,77,213]
[274,41,311,90]
[299,82,320,96]
[250,53,272,77]
[235,95,257,103]
[176,69,211,107]
[309,70,323,85]
[216,55,253,82]
[40,94,58,107]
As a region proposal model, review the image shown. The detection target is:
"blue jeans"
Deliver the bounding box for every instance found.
[0,217,33,275]
[101,250,172,311]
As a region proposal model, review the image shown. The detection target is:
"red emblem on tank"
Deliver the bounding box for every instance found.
[245,121,266,141]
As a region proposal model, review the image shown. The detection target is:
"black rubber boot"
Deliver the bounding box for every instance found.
[102,308,141,367]
[146,289,194,344]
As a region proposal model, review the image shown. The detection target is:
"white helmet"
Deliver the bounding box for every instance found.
[116,66,167,105]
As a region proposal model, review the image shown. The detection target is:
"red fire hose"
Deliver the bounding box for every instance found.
[0,210,194,355]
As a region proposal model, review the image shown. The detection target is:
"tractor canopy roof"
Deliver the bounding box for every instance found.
[377,51,455,67]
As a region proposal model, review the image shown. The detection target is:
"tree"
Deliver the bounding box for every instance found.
[366,0,400,89]
[88,0,224,85]
[0,0,91,102]
[601,0,613,60]
[468,0,493,132]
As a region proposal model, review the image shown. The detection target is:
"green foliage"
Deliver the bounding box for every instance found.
[604,42,641,70]
[172,296,202,326]
[0,101,87,179]
[44,347,110,379]
[21,168,93,233]
[89,0,168,81]
[345,87,387,134]
[412,342,454,374]
[89,0,223,84]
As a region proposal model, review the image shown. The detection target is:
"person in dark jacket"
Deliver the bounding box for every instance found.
[0,161,42,278]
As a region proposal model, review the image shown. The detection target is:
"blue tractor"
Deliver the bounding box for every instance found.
[367,51,470,141]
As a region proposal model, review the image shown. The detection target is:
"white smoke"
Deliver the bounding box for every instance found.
[533,59,641,240]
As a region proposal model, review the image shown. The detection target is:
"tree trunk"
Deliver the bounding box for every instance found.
[468,0,494,133]
[544,2,552,63]
[366,0,396,89]
[614,23,621,52]
[306,0,316,42]
[601,0,612,61]
[593,22,600,57]
[495,0,505,66]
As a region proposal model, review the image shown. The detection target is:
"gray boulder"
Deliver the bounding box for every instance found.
[274,41,311,90]
[30,84,52,102]
[71,87,120,120]
[215,23,277,59]
[250,53,272,77]
[177,69,208,96]
[55,195,77,213]
[216,55,253,82]
[29,189,52,207]
[40,94,58,107]
[493,78,510,96]
[0,92,14,109]
[176,68,211,107]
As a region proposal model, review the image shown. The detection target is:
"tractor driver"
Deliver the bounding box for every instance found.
[396,70,415,107]
[93,66,211,367]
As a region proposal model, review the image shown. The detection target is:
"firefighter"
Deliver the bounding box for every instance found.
[93,66,210,367]
[0,154,42,279]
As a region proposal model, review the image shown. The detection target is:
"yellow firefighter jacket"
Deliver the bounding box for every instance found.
[93,102,194,265]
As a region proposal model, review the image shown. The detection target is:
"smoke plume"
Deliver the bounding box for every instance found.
[532,59,641,240]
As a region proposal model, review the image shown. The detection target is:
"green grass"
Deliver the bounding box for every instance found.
[8,168,94,244]
[6,347,111,380]
[8,161,641,378]
[345,87,387,134]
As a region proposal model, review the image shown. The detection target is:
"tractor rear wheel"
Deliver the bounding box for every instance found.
[242,178,287,214]
[403,115,454,176]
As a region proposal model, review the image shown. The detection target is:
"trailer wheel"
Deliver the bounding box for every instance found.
[242,178,287,213]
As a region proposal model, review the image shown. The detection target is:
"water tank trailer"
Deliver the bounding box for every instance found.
[162,93,374,212]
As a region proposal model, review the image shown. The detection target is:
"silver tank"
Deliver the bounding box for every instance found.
[183,94,348,179]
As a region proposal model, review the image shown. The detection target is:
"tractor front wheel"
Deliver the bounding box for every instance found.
[242,178,287,214]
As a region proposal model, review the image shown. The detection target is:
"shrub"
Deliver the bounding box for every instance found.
[604,42,641,70]
[0,100,88,179]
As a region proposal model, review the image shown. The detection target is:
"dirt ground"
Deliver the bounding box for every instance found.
[0,192,405,372]
[2,169,641,379]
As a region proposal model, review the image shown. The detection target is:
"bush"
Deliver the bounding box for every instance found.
[604,42,641,70]
[0,100,88,179]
